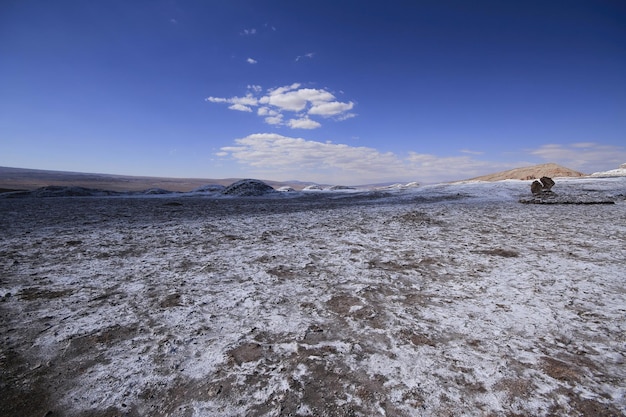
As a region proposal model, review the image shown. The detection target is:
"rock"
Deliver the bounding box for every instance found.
[229,342,263,365]
[531,180,543,195]
[531,177,555,195]
[328,185,356,190]
[303,185,324,191]
[192,184,226,193]
[221,179,276,196]
[540,176,555,191]
[142,188,172,195]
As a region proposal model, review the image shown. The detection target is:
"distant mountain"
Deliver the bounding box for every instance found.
[0,166,315,192]
[589,163,626,178]
[462,163,586,182]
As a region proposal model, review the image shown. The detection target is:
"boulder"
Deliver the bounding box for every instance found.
[531,180,543,195]
[540,176,555,191]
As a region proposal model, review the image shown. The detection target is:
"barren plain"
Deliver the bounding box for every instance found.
[1,178,625,416]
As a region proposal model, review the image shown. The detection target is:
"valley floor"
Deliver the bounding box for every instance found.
[1,178,625,416]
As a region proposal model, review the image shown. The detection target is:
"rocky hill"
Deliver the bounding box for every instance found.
[463,163,586,182]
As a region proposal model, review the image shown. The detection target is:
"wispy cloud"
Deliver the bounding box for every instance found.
[295,52,315,62]
[217,133,511,184]
[460,149,484,155]
[246,57,257,64]
[205,93,257,112]
[529,142,626,173]
[240,28,256,36]
[228,103,253,112]
[206,84,356,129]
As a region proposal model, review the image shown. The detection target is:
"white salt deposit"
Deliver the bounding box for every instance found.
[0,177,625,416]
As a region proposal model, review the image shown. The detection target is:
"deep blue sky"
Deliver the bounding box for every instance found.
[1,0,625,183]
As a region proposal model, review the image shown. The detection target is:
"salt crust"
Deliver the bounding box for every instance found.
[1,177,625,416]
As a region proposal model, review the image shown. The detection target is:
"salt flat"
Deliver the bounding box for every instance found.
[1,178,625,416]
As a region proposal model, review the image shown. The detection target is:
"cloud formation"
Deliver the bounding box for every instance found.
[216,134,626,184]
[246,58,257,64]
[287,117,321,129]
[217,133,506,184]
[206,84,355,129]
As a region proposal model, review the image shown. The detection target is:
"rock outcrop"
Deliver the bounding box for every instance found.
[521,176,615,205]
[531,177,555,195]
[221,179,276,196]
[540,176,555,191]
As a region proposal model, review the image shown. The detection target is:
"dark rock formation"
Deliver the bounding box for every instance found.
[531,176,555,195]
[540,176,555,191]
[192,184,226,193]
[521,176,615,204]
[221,179,276,196]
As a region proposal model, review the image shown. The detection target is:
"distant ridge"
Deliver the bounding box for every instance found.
[0,167,322,192]
[463,163,586,182]
[0,166,321,192]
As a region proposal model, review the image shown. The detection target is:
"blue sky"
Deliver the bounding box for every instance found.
[1,0,625,184]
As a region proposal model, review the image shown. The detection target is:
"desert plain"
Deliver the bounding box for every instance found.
[1,177,625,416]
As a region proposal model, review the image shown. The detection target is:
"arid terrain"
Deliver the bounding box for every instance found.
[1,177,625,416]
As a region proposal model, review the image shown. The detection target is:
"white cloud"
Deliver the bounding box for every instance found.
[206,83,355,129]
[263,89,309,112]
[246,58,257,64]
[241,28,256,35]
[217,133,509,184]
[308,101,354,116]
[529,142,626,174]
[205,97,228,103]
[228,103,252,112]
[264,114,284,125]
[216,134,626,184]
[205,93,258,107]
[287,117,321,129]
